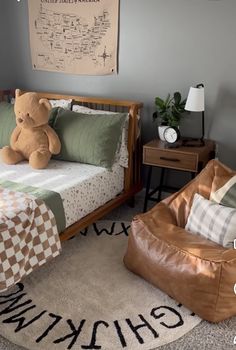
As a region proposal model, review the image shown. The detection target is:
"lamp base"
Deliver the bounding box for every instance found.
[181,137,205,147]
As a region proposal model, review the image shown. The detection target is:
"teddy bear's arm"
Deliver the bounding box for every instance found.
[10,126,21,150]
[44,125,61,155]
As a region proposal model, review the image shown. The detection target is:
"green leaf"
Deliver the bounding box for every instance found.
[179,100,186,108]
[174,92,181,105]
[154,91,188,126]
[165,93,171,105]
[155,97,164,108]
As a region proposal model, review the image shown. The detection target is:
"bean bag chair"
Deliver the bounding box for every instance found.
[124,159,236,322]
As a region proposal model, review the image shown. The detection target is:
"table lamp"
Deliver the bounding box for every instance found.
[185,83,205,146]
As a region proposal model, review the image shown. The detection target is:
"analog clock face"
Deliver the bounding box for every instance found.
[164,127,179,143]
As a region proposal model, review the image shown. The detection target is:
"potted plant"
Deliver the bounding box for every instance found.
[153,92,187,141]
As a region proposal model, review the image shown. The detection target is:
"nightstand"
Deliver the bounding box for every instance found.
[143,139,215,212]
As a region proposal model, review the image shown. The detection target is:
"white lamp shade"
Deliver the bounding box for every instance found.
[185,86,205,112]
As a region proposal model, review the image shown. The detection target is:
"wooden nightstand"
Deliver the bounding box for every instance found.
[143,139,215,212]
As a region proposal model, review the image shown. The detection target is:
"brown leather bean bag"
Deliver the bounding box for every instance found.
[124,160,236,323]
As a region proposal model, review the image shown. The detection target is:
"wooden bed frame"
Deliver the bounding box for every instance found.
[0,90,143,241]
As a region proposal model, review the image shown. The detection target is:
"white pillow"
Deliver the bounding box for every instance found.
[72,104,116,115]
[49,99,72,109]
[11,98,72,110]
[185,193,236,248]
[72,104,129,168]
[10,97,72,111]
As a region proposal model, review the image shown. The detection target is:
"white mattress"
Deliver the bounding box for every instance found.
[0,160,124,229]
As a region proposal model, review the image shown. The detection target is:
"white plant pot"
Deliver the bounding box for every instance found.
[158,126,169,141]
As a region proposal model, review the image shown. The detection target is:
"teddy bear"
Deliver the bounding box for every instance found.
[0,89,61,169]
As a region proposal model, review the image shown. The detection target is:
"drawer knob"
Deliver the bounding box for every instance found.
[160,156,180,162]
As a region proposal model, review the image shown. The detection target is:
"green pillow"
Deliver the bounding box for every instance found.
[52,108,127,168]
[0,102,16,148]
[48,107,60,127]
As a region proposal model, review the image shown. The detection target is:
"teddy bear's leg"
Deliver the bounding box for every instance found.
[29,150,51,169]
[0,146,24,164]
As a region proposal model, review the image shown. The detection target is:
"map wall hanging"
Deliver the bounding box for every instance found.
[28,0,119,75]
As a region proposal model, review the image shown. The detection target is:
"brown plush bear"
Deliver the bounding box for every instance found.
[0,89,61,169]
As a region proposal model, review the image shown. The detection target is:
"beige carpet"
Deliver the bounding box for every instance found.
[0,220,201,350]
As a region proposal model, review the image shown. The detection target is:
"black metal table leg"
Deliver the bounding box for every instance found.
[143,165,152,212]
[157,167,165,202]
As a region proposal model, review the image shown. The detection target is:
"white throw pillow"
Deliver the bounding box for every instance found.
[72,104,116,115]
[185,193,236,248]
[11,98,72,110]
[72,104,129,168]
[49,99,72,109]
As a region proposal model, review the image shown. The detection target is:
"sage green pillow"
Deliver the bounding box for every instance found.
[52,108,127,168]
[48,107,60,127]
[0,102,16,148]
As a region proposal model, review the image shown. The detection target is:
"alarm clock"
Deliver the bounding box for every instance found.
[163,126,180,144]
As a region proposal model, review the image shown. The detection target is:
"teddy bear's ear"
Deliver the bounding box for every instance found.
[39,98,52,111]
[15,89,22,98]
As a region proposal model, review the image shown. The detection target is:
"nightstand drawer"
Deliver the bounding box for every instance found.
[143,148,198,172]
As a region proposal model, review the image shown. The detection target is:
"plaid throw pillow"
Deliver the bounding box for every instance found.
[185,193,236,248]
[210,175,236,208]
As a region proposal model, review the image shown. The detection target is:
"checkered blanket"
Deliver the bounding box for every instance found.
[0,187,61,292]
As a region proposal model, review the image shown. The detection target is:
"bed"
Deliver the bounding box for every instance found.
[0,89,143,291]
[0,90,143,242]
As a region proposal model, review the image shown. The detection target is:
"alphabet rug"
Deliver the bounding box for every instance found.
[0,221,201,350]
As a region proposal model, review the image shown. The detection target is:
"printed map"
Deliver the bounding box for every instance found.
[28,0,119,75]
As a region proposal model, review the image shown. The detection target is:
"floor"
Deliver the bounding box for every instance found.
[0,192,235,350]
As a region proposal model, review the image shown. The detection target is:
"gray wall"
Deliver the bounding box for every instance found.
[1,0,236,182]
[0,1,17,88]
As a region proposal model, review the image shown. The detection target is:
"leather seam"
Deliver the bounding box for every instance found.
[213,262,223,321]
[164,241,236,263]
[142,222,236,263]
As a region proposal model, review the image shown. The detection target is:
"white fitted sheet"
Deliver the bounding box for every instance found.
[0,160,124,229]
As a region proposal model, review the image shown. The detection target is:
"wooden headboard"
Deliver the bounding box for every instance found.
[0,89,143,196]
